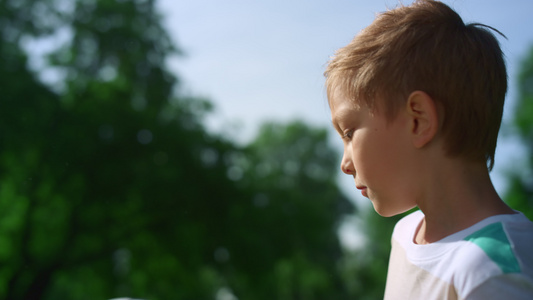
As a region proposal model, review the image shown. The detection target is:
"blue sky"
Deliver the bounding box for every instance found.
[157,0,533,207]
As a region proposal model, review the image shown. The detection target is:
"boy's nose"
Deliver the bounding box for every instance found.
[341,156,354,175]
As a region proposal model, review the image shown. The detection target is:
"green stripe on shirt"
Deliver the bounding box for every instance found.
[464,222,521,274]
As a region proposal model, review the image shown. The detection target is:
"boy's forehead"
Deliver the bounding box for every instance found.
[329,87,391,122]
[329,86,385,115]
[330,100,361,126]
[328,86,361,110]
[329,91,364,127]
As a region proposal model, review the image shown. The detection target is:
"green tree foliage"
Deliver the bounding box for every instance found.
[0,0,353,299]
[226,121,354,299]
[338,211,399,300]
[505,45,533,220]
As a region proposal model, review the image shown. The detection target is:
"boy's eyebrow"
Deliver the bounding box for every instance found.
[331,118,344,136]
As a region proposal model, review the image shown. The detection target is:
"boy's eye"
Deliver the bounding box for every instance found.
[342,130,354,140]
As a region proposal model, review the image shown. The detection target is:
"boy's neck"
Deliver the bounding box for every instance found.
[413,158,515,245]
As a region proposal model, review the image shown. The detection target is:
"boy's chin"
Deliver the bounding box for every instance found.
[372,202,417,217]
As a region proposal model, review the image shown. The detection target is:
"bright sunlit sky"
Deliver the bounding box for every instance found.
[157,0,533,208]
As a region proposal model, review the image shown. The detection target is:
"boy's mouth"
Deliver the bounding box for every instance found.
[356,185,368,197]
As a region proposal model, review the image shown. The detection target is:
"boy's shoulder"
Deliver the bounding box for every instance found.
[451,213,533,298]
[393,210,533,255]
[461,215,533,271]
[393,210,533,244]
[392,210,533,278]
[389,211,533,299]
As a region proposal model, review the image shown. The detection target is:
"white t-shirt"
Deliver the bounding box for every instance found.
[384,210,533,300]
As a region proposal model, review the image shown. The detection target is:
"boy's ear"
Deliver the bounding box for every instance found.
[405,91,439,148]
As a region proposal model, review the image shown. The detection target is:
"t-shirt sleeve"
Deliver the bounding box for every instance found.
[465,273,533,300]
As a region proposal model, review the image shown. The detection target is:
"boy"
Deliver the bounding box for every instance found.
[324,0,533,299]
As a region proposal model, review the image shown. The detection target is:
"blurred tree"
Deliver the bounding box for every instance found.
[0,0,68,298]
[338,208,412,300]
[223,121,354,299]
[504,45,533,220]
[0,1,354,300]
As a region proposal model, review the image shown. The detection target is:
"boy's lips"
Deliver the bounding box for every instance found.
[356,185,368,197]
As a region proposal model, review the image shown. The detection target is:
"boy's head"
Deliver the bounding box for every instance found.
[325,0,507,170]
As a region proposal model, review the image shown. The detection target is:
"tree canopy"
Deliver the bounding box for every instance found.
[0,0,356,299]
[504,45,533,220]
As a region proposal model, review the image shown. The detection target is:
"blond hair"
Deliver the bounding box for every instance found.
[325,0,507,170]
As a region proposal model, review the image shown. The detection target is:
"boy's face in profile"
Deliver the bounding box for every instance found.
[330,94,417,217]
